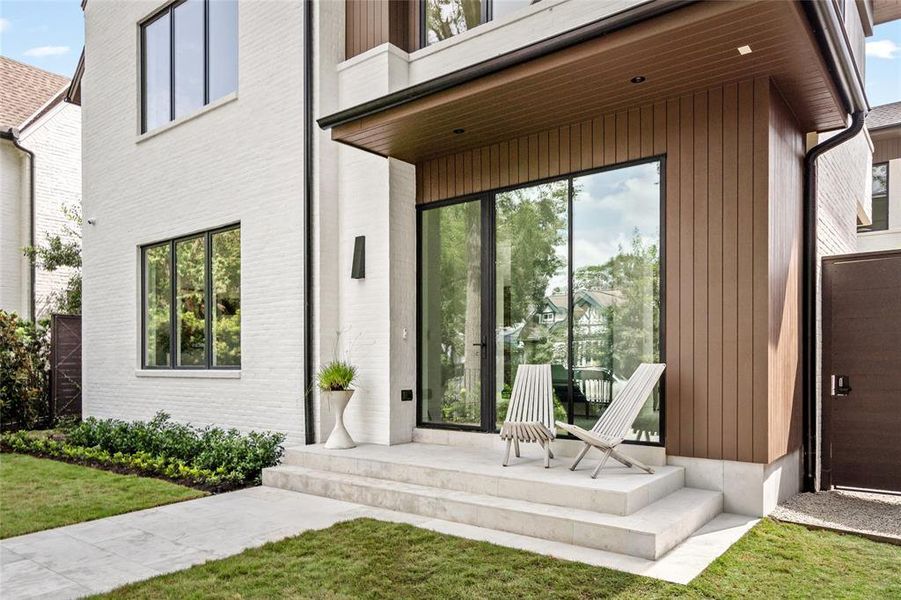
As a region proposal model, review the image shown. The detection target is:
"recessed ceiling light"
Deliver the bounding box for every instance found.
[737,45,752,55]
[630,75,646,84]
[453,128,465,134]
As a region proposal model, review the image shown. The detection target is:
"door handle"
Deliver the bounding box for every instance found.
[472,336,487,359]
[832,374,852,396]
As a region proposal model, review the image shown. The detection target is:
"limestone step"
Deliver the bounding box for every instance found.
[281,443,684,516]
[262,465,722,560]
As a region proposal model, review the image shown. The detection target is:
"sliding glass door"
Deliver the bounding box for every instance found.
[494,180,569,430]
[418,158,663,443]
[419,199,485,428]
[571,162,662,442]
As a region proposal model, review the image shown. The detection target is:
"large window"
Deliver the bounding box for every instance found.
[141,0,238,132]
[418,159,663,444]
[859,162,889,233]
[423,0,538,46]
[142,225,240,369]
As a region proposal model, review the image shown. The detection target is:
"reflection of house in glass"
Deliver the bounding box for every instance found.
[503,289,624,417]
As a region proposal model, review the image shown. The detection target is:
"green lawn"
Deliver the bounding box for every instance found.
[0,453,206,539]
[95,517,901,600]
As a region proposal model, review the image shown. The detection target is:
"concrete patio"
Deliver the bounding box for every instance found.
[1,484,756,599]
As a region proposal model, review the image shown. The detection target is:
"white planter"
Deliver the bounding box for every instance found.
[323,390,356,449]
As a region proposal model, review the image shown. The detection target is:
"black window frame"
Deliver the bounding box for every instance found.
[858,161,890,233]
[141,223,241,370]
[140,0,237,133]
[415,156,666,447]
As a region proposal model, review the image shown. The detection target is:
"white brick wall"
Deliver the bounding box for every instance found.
[387,157,417,444]
[0,141,28,317]
[19,102,82,319]
[82,0,307,443]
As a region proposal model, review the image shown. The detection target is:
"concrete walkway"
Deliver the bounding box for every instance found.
[1,487,757,599]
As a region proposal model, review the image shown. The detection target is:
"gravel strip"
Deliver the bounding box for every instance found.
[772,490,901,541]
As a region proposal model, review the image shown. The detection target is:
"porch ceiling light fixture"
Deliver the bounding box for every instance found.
[453,128,465,134]
[630,75,646,84]
[737,45,752,55]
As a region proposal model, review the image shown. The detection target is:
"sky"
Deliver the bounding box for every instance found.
[0,2,899,100]
[0,0,83,78]
[866,20,901,106]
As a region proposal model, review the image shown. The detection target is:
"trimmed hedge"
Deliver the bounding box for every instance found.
[2,412,284,491]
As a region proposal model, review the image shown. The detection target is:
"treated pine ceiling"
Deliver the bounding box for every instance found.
[329,0,846,163]
[874,0,901,24]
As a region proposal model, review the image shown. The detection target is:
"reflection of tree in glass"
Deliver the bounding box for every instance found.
[212,228,240,366]
[496,183,567,326]
[435,201,480,417]
[426,0,482,43]
[145,245,171,366]
[576,231,659,379]
[177,237,206,366]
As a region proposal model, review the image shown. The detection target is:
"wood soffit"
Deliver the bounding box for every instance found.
[331,1,845,163]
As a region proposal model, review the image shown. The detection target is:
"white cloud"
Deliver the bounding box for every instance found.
[23,45,70,57]
[866,39,899,60]
[0,18,10,33]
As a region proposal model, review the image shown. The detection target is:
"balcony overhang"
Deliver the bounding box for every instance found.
[320,1,846,164]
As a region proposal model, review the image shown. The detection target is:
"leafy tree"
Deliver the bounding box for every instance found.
[24,205,82,315]
[425,0,482,43]
[0,310,50,430]
[588,231,660,378]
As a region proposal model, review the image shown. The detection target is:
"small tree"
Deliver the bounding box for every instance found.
[0,310,50,430]
[24,205,82,315]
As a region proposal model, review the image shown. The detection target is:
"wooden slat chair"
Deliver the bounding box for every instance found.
[556,363,665,478]
[500,364,556,468]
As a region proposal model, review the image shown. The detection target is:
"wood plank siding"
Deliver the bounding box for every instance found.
[345,0,419,58]
[415,78,804,464]
[872,130,901,163]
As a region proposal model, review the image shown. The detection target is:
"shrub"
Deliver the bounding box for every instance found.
[1,431,243,489]
[317,360,357,391]
[0,311,50,430]
[58,412,284,487]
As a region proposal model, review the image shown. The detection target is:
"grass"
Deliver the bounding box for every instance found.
[0,453,206,539]
[94,517,901,600]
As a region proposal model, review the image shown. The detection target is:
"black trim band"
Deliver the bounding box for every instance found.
[303,0,316,444]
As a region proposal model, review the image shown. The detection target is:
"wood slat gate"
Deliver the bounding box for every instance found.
[821,250,901,493]
[51,314,82,421]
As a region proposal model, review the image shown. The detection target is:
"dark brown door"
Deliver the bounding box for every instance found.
[822,250,901,493]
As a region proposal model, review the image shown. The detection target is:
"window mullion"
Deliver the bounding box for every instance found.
[169,240,177,368]
[566,176,574,425]
[205,232,213,368]
[203,0,209,105]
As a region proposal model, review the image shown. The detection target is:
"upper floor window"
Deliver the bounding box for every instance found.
[859,162,889,233]
[141,0,238,133]
[423,0,538,46]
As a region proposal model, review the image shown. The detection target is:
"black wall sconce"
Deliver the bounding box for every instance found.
[351,235,365,279]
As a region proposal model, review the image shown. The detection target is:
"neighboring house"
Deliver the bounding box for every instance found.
[858,101,901,251]
[78,0,894,545]
[0,56,82,321]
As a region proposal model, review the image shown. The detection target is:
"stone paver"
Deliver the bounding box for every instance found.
[1,486,756,598]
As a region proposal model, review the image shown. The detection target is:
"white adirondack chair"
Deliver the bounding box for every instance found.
[500,364,556,468]
[556,363,665,478]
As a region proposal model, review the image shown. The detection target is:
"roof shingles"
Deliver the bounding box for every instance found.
[867,101,901,131]
[0,56,70,131]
